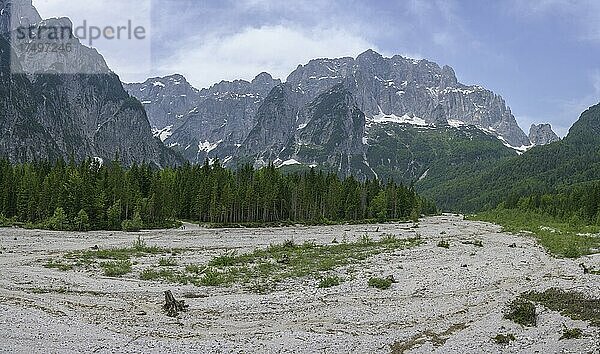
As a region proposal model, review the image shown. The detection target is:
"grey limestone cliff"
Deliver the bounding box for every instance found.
[529,123,560,146]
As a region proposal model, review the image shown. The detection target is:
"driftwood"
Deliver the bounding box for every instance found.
[580,263,590,274]
[163,290,188,317]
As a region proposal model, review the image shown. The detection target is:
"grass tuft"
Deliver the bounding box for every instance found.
[462,240,483,247]
[102,260,132,277]
[158,257,178,267]
[368,277,393,290]
[522,288,600,327]
[44,259,73,271]
[318,275,341,288]
[560,327,583,340]
[199,268,230,286]
[504,298,537,327]
[493,333,516,345]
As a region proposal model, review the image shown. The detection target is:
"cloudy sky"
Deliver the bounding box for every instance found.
[33,0,600,136]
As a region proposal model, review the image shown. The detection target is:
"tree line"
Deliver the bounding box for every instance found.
[499,180,600,226]
[0,159,436,231]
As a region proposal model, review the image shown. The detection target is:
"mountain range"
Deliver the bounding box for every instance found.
[125,49,558,184]
[7,0,596,214]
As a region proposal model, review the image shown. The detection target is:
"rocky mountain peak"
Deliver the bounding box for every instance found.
[124,74,200,131]
[0,1,180,166]
[0,0,41,34]
[252,71,275,84]
[529,123,560,146]
[356,49,384,63]
[282,49,530,147]
[441,65,458,86]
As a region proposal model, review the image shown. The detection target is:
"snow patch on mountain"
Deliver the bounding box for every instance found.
[153,125,173,142]
[371,111,427,126]
[447,119,466,128]
[280,159,301,166]
[198,140,222,153]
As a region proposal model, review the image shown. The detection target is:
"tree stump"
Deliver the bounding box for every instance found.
[163,290,188,317]
[580,263,590,274]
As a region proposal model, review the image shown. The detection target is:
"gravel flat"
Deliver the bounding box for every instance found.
[0,215,598,353]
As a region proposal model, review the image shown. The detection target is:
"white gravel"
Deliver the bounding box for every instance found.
[0,215,598,353]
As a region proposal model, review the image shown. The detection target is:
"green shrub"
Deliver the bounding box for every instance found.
[368,277,393,290]
[493,333,516,344]
[75,209,90,232]
[505,298,536,327]
[560,327,582,340]
[121,212,144,232]
[159,257,178,267]
[318,275,341,288]
[49,207,68,230]
[102,260,132,277]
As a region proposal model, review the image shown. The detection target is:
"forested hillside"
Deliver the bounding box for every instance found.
[0,159,435,231]
[421,103,600,212]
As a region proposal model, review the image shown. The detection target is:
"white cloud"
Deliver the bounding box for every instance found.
[508,0,600,42]
[158,25,378,89]
[533,70,600,136]
[33,0,152,76]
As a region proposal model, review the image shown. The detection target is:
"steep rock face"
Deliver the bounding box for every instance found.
[289,85,369,177]
[240,83,302,164]
[0,36,61,161]
[286,49,530,147]
[0,0,41,34]
[124,74,199,139]
[529,123,560,146]
[240,84,372,178]
[11,17,111,75]
[162,73,281,163]
[0,2,181,166]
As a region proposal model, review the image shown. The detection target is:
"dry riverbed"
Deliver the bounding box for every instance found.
[0,215,598,353]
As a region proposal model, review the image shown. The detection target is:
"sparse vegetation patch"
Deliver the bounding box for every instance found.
[165,235,422,291]
[318,275,341,288]
[504,298,537,327]
[368,277,393,290]
[560,327,583,340]
[493,333,516,345]
[522,288,600,327]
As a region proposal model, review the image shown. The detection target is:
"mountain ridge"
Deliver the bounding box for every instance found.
[0,0,181,167]
[127,49,559,181]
